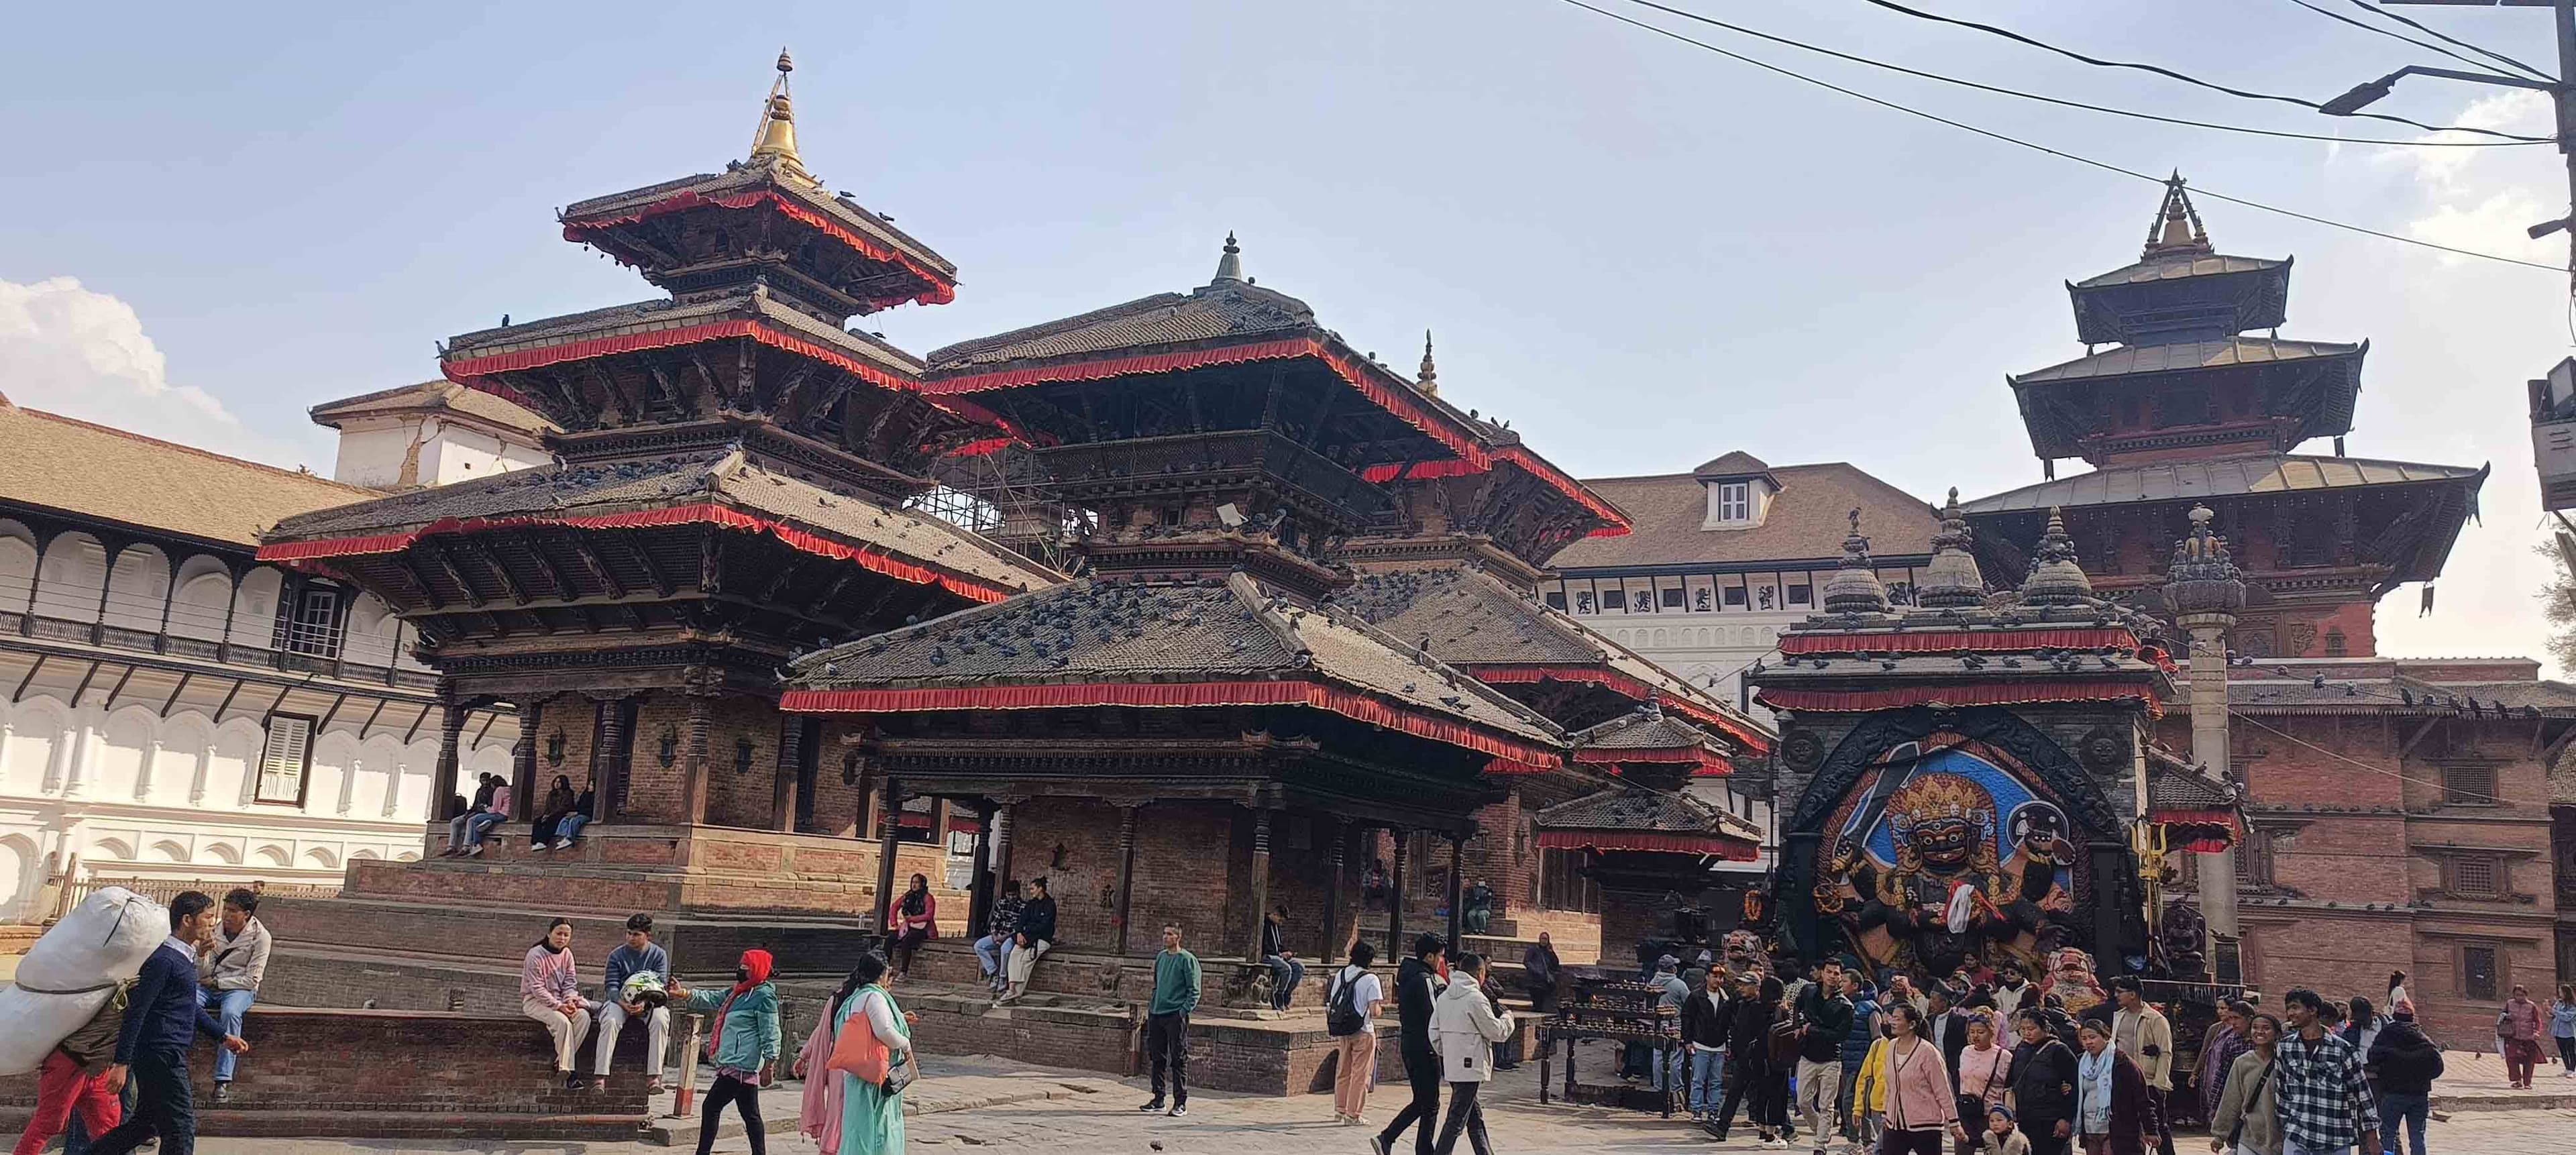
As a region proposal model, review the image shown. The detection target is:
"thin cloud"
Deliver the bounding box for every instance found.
[0,276,302,466]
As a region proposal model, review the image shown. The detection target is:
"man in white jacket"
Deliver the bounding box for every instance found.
[1429,952,1513,1155]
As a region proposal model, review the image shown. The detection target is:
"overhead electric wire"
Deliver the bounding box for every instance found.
[2340,0,2557,83]
[1851,0,2555,142]
[1614,0,2539,148]
[1556,0,2567,273]
[2280,0,2557,85]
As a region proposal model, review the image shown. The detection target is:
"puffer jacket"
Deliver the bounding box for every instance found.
[683,982,781,1072]
[1430,973,1514,1083]
[1842,993,1882,1066]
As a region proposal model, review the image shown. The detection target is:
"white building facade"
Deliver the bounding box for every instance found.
[0,397,536,919]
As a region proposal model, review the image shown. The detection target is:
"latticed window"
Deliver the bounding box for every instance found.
[2452,857,2500,897]
[281,586,343,658]
[256,715,313,806]
[2443,762,2500,805]
[2235,827,2275,887]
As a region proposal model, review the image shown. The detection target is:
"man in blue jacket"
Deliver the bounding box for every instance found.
[89,891,248,1155]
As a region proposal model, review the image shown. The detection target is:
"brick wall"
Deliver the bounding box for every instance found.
[0,1007,651,1140]
[1462,793,1533,922]
[626,691,695,824]
[1009,798,1250,955]
[700,693,786,830]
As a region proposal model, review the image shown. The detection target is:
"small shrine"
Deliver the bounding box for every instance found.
[1752,497,2174,979]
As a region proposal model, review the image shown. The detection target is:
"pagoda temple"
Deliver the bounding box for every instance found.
[1963,176,2485,659]
[1957,180,2576,1049]
[250,56,1057,989]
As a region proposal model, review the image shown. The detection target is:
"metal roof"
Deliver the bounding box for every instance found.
[1960,453,2485,514]
[2011,337,2362,386]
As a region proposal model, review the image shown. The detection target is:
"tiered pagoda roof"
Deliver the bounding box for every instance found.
[1568,706,1738,781]
[781,571,1566,772]
[1534,785,1762,860]
[1328,566,1768,751]
[2012,176,2365,466]
[2143,744,2241,853]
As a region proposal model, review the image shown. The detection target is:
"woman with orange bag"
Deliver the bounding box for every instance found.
[818,952,916,1155]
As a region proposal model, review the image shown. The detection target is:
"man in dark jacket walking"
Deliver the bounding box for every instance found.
[2368,1012,2444,1155]
[1373,934,1448,1155]
[86,891,248,1155]
[2008,1007,2078,1155]
[1791,960,1853,1155]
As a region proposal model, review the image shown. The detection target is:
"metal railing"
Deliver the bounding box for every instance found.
[9,612,435,692]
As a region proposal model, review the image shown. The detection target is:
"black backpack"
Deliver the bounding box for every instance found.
[1327,967,1367,1037]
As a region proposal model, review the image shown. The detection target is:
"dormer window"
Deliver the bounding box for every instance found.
[1693,451,1778,529]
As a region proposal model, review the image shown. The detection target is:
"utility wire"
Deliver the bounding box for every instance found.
[1851,0,2555,142]
[2229,710,2506,804]
[2341,0,2557,83]
[1616,0,2539,148]
[1556,0,2568,273]
[2281,0,2557,85]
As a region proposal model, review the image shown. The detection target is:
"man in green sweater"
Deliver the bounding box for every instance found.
[1140,924,1201,1117]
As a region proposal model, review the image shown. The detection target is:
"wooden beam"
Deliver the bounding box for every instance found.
[520,532,578,601]
[624,536,674,598]
[569,537,626,599]
[2396,716,2444,763]
[158,671,193,716]
[10,654,49,704]
[425,541,486,608]
[392,555,447,610]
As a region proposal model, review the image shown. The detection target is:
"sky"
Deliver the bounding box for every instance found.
[3,1,2571,670]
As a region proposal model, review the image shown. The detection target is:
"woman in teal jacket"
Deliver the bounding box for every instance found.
[674,948,782,1155]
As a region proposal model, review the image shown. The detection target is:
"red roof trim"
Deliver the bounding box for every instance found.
[255,502,1022,604]
[1534,829,1760,860]
[1572,747,1733,777]
[1777,628,2140,656]
[780,681,1564,770]
[441,319,1040,447]
[1755,681,2163,718]
[563,189,956,311]
[923,338,1631,535]
[1465,664,1769,753]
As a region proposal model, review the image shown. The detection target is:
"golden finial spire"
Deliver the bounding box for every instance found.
[2142,170,2212,258]
[750,48,814,185]
[1417,331,1439,398]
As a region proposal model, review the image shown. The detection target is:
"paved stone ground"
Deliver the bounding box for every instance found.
[174,1048,2576,1154]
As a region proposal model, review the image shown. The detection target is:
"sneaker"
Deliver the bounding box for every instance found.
[211,1082,231,1104]
[533,844,550,853]
[555,838,576,850]
[1371,1136,1394,1155]
[1167,1104,1187,1117]
[648,1077,665,1095]
[466,844,485,857]
[591,1077,606,1091]
[1138,1098,1165,1113]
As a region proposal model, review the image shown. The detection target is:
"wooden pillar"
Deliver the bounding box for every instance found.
[510,698,541,828]
[1320,821,1346,967]
[966,802,996,939]
[990,800,1017,888]
[1113,804,1141,956]
[1387,830,1407,959]
[869,777,904,942]
[597,696,630,823]
[682,692,713,825]
[432,698,466,821]
[1245,808,1273,963]
[769,716,802,833]
[1446,832,1466,950]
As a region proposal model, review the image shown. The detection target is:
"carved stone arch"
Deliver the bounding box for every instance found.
[251,844,290,867]
[1784,706,2123,839]
[147,839,190,864]
[203,842,241,865]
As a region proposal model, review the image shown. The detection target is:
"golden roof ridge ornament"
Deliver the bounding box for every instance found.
[1417,330,1439,398]
[1212,230,1244,283]
[2141,170,2212,259]
[750,48,815,186]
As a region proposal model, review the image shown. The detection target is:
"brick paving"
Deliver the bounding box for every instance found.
[167,1052,2576,1154]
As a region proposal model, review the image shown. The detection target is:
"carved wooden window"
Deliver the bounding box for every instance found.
[2322,628,2347,657]
[2451,857,2500,898]
[2442,762,2500,806]
[2235,826,2275,887]
[2461,944,2500,1001]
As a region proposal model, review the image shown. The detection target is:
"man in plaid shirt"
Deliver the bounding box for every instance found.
[2273,988,2377,1155]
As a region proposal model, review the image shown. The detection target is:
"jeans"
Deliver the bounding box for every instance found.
[1431,1080,1491,1155]
[1462,908,1491,934]
[80,1048,192,1155]
[1687,1047,1725,1115]
[196,988,255,1082]
[2282,1141,2353,1155]
[555,814,591,844]
[464,810,507,847]
[1654,1046,1680,1091]
[443,811,475,849]
[2378,1091,2428,1155]
[973,932,1009,980]
[1265,954,1304,1010]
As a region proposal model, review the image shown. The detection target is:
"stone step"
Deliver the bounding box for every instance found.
[261,895,879,981]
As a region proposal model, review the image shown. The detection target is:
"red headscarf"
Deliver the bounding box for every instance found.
[706,948,774,1063]
[735,948,774,993]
